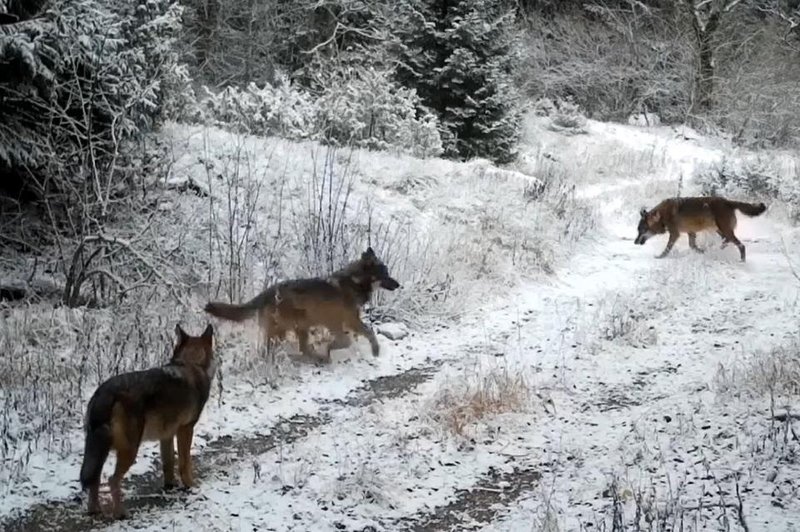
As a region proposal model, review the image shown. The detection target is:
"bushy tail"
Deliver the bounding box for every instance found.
[204,290,273,323]
[79,394,114,490]
[728,200,767,217]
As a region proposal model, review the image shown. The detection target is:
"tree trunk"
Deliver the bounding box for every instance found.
[197,0,220,70]
[689,8,721,112]
[696,32,715,110]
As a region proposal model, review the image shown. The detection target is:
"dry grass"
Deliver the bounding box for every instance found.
[428,365,532,439]
[715,339,800,401]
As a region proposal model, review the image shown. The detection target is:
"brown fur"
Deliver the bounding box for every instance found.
[79,324,216,519]
[204,247,400,363]
[634,196,767,262]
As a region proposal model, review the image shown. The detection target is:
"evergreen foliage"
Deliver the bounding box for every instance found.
[391,0,522,163]
[0,0,187,200]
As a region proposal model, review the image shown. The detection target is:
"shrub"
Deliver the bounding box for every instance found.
[314,66,443,158]
[549,99,588,133]
[0,0,188,202]
[198,68,444,158]
[200,81,317,140]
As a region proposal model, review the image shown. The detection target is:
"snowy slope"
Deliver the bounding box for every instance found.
[2,117,799,532]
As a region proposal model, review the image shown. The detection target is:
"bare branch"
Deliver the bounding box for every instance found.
[723,0,744,14]
[63,232,186,307]
[735,475,750,532]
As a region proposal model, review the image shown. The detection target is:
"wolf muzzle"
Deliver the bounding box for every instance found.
[381,277,400,290]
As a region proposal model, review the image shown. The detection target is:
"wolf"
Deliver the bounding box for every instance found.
[204,247,400,363]
[79,324,216,519]
[634,196,767,262]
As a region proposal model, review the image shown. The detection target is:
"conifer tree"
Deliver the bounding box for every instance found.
[392,0,522,163]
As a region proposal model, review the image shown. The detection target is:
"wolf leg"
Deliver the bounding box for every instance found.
[296,328,319,359]
[109,444,138,519]
[322,326,352,363]
[346,314,380,357]
[177,425,195,488]
[87,484,101,515]
[160,438,177,490]
[716,230,730,248]
[720,229,746,261]
[656,230,679,258]
[688,232,704,253]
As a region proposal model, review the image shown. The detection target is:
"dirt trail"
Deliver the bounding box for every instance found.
[397,465,542,532]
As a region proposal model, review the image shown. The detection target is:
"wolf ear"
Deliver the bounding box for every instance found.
[362,246,376,260]
[202,323,214,339]
[175,323,188,344]
[651,211,660,223]
[639,208,647,218]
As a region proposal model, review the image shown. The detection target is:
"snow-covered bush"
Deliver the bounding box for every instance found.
[715,340,800,399]
[200,82,317,140]
[697,157,774,198]
[315,67,443,158]
[199,68,443,158]
[549,100,588,133]
[0,0,187,191]
[532,97,557,117]
[121,0,192,125]
[697,154,800,221]
[517,8,694,125]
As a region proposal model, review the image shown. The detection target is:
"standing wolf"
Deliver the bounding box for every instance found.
[635,196,767,262]
[79,324,216,519]
[204,247,400,363]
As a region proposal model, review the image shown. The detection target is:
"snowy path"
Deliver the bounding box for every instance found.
[4,139,800,531]
[142,183,796,532]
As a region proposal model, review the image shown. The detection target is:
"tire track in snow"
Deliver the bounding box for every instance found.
[396,464,542,532]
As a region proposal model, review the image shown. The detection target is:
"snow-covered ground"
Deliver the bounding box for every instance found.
[2,116,799,531]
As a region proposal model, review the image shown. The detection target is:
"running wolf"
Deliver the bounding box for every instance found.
[634,196,767,262]
[204,247,400,362]
[79,324,216,519]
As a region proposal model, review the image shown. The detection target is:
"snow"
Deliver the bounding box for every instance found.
[376,322,409,340]
[2,116,799,531]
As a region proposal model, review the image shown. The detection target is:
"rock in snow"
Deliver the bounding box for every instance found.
[376,322,409,340]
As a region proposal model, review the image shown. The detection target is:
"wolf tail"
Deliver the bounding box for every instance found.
[79,393,114,490]
[204,290,274,323]
[727,200,767,217]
